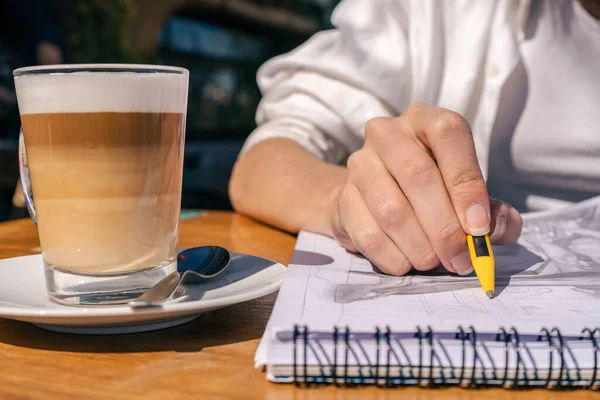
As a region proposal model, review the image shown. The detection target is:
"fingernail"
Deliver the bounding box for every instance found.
[466,202,490,236]
[450,251,473,275]
[489,215,507,243]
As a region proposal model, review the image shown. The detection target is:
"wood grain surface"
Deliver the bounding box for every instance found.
[0,214,597,399]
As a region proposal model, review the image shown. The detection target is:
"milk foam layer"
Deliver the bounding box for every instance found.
[15,72,188,114]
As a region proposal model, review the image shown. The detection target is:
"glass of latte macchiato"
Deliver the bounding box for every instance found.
[14,64,189,306]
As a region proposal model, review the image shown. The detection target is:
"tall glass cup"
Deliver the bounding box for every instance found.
[14,64,189,306]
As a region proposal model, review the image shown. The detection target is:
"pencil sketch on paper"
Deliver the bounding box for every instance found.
[331,201,600,304]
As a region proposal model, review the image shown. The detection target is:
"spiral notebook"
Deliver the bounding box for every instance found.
[255,196,600,389]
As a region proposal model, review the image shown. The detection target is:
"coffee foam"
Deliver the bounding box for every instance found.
[15,72,188,114]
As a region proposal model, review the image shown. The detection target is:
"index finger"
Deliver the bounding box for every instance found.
[403,103,491,236]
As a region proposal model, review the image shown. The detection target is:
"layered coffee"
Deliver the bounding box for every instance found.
[15,72,188,275]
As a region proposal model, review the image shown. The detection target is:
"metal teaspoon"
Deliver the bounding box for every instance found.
[128,246,231,309]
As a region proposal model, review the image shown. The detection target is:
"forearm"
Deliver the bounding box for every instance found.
[229,138,347,235]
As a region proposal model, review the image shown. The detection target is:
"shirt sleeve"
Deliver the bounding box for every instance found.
[241,0,413,164]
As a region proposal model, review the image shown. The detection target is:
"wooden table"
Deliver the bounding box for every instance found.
[0,213,596,400]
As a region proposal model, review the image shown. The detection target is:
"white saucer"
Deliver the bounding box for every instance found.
[0,253,285,334]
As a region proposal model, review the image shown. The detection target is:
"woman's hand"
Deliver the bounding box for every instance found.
[329,103,523,275]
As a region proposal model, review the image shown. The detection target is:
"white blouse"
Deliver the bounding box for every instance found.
[487,0,600,211]
[241,0,600,212]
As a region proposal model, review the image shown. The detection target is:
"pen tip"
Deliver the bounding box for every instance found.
[486,290,495,299]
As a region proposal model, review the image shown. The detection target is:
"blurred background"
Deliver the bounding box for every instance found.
[0,0,339,222]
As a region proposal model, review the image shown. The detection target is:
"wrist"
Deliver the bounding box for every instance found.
[295,163,346,236]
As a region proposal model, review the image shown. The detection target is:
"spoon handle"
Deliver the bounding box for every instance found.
[128,271,182,308]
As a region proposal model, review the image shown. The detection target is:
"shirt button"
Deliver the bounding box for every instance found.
[487,63,500,77]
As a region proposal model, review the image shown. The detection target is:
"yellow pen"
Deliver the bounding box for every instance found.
[466,234,495,299]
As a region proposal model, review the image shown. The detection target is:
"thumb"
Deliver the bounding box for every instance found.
[488,198,523,245]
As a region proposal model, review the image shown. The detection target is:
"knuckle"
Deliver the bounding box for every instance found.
[406,102,428,114]
[346,151,371,185]
[364,117,393,142]
[346,151,362,172]
[400,154,435,186]
[448,169,486,196]
[353,226,385,256]
[365,117,389,133]
[429,111,469,138]
[374,198,408,230]
[432,221,464,247]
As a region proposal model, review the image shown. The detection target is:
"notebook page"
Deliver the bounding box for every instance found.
[256,196,600,370]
